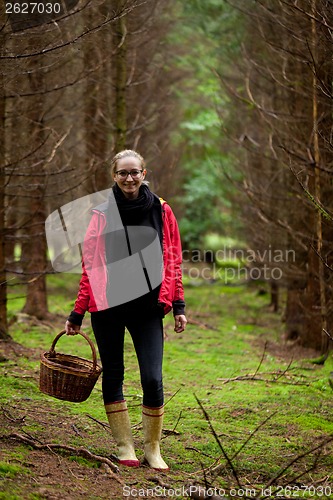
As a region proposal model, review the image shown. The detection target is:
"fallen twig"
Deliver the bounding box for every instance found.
[217,352,311,387]
[1,405,26,424]
[216,371,310,386]
[71,424,84,438]
[3,432,121,477]
[21,429,44,445]
[278,449,322,492]
[194,394,243,489]
[274,357,294,381]
[263,435,333,490]
[163,428,180,436]
[210,410,278,476]
[86,413,110,430]
[164,387,182,406]
[171,410,183,435]
[252,341,267,379]
[185,446,215,460]
[101,463,124,484]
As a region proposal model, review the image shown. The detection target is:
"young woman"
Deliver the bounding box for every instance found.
[65,150,187,470]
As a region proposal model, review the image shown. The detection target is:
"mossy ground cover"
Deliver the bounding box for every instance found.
[0,272,332,499]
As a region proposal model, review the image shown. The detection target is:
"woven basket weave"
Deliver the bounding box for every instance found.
[39,330,102,403]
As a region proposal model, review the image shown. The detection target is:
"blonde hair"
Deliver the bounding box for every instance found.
[111,150,146,176]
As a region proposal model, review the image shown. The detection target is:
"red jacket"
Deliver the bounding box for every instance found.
[72,200,185,318]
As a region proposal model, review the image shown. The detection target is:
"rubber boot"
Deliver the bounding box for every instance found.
[105,400,140,467]
[142,405,169,471]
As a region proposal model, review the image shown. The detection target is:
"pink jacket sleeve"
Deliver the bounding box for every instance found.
[72,213,100,316]
[160,203,185,315]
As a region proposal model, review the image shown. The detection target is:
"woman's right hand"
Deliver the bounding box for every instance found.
[65,320,80,335]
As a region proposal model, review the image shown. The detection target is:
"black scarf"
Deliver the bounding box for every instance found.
[112,183,155,225]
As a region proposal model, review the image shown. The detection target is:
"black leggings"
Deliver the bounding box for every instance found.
[91,306,164,408]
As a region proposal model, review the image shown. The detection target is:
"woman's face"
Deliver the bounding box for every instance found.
[113,156,146,199]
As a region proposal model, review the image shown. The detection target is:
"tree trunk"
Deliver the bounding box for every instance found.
[0,85,9,338]
[113,0,127,153]
[287,0,333,352]
[310,0,329,354]
[21,51,49,320]
[83,3,111,192]
[0,8,10,340]
[269,281,279,313]
[21,191,49,320]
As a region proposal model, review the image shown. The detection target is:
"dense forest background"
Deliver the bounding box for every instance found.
[0,0,332,354]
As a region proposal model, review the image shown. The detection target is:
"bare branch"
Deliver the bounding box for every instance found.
[3,432,121,475]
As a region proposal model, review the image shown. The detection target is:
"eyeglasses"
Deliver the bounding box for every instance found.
[115,169,143,179]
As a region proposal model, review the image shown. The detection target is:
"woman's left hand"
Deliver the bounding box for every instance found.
[174,314,187,333]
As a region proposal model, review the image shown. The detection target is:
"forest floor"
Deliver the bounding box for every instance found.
[1,271,333,500]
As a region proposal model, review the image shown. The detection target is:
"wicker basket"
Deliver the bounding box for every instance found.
[40,330,102,403]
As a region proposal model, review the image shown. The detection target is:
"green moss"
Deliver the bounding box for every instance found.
[0,461,27,478]
[2,273,333,489]
[0,494,21,500]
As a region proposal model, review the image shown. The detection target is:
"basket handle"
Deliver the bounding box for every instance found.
[49,330,99,372]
